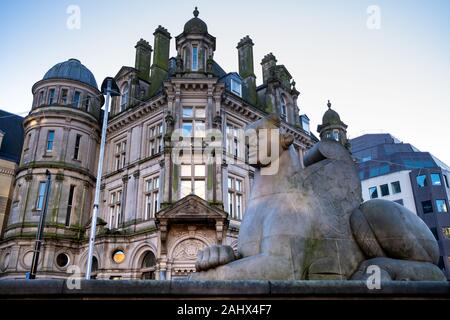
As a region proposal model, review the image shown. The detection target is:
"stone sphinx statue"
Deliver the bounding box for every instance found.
[191,114,446,281]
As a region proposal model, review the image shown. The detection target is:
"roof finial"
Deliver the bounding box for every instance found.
[327,100,331,109]
[193,6,199,18]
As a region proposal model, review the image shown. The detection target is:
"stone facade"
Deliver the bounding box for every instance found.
[0,9,315,280]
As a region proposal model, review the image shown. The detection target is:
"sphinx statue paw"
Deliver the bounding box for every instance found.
[195,245,237,272]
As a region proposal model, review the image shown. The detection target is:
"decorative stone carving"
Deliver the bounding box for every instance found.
[206,56,214,75]
[156,195,228,256]
[172,239,206,260]
[212,112,222,129]
[191,114,446,281]
[55,171,65,181]
[24,171,33,182]
[175,54,183,75]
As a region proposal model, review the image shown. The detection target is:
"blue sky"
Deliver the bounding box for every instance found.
[0,0,449,164]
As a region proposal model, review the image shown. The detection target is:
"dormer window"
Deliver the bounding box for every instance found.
[230,79,242,97]
[192,46,199,71]
[300,115,310,134]
[120,83,129,111]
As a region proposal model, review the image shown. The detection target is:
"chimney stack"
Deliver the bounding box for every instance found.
[149,25,172,96]
[261,53,277,84]
[237,35,257,105]
[135,38,152,82]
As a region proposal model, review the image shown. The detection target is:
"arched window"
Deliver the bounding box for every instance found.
[141,251,156,280]
[92,256,98,272]
[89,256,98,279]
[280,96,287,121]
[120,83,129,112]
[192,45,199,71]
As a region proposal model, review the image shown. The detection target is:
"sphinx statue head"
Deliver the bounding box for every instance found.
[245,113,295,176]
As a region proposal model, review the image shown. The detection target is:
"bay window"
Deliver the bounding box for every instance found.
[227,176,244,220]
[109,190,122,229]
[180,155,206,200]
[148,123,163,156]
[114,140,127,170]
[226,123,243,158]
[144,176,159,219]
[182,106,205,138]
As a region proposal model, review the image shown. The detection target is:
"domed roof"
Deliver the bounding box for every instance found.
[322,100,341,125]
[43,58,98,89]
[183,7,208,35]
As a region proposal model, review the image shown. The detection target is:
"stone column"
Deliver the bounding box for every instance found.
[292,81,300,126]
[158,161,164,209]
[161,110,174,206]
[79,181,89,226]
[20,172,33,225]
[53,172,64,223]
[137,123,144,160]
[158,220,168,280]
[87,131,96,173]
[215,221,225,245]
[205,85,215,202]
[61,121,71,160]
[212,110,223,205]
[121,175,129,226]
[222,163,229,213]
[132,169,140,231]
[32,126,41,162]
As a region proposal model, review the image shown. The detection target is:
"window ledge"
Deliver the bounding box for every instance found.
[31,208,42,214]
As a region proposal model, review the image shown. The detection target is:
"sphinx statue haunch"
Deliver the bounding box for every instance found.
[190,115,446,281]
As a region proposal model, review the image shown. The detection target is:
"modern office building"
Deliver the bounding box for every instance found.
[351,133,450,277]
[0,110,24,237]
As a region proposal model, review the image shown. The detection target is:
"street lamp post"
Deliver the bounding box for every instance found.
[28,169,52,279]
[85,77,120,280]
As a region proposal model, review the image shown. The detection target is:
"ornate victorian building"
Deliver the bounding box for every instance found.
[0,9,315,280]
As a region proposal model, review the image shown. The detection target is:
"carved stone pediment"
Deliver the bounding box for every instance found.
[114,66,137,80]
[155,195,229,248]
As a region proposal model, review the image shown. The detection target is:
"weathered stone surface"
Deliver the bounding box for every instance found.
[351,258,446,281]
[0,280,449,299]
[191,115,446,282]
[351,199,440,263]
